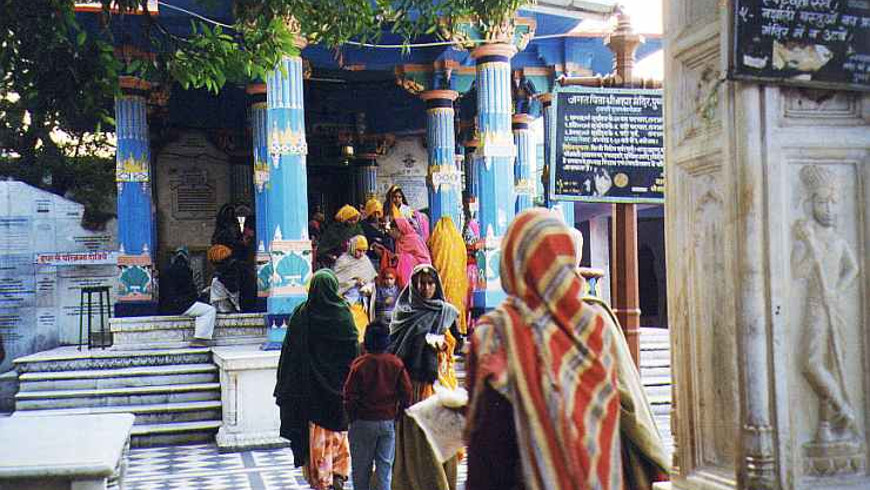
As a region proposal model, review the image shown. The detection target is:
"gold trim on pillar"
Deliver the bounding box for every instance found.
[470,43,518,60]
[420,90,459,102]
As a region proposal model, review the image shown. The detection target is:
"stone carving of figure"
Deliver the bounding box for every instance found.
[791,165,861,449]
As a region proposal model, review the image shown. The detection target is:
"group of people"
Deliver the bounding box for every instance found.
[274,207,670,490]
[308,185,476,344]
[275,263,461,490]
[160,203,258,346]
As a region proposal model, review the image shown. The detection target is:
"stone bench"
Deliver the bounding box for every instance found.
[0,413,134,490]
[110,313,266,351]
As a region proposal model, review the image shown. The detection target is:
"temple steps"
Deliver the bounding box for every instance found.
[17,364,218,392]
[13,400,223,425]
[639,327,673,454]
[12,346,223,447]
[131,420,224,446]
[15,382,221,410]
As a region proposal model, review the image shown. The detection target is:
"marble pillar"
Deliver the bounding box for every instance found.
[247,84,271,300]
[661,1,870,489]
[512,113,534,213]
[422,90,462,227]
[540,92,575,226]
[265,55,311,337]
[115,76,157,315]
[471,43,516,308]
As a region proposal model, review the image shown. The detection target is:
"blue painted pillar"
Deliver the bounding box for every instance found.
[463,138,479,200]
[115,77,157,315]
[422,90,461,226]
[541,92,575,225]
[471,43,516,308]
[248,84,272,301]
[512,113,534,213]
[265,54,311,337]
[357,157,378,203]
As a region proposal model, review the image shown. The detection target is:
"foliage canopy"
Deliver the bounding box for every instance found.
[0,0,528,225]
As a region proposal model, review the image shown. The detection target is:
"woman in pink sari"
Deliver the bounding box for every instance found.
[391,217,431,287]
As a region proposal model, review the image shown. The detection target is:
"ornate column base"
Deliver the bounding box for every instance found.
[472,236,506,311]
[803,438,866,477]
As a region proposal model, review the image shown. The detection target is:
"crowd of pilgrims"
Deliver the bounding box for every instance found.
[267,184,671,490]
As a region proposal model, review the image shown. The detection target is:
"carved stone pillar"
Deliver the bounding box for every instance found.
[662,1,870,489]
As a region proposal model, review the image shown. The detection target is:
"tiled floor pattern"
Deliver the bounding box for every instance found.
[126,443,468,490]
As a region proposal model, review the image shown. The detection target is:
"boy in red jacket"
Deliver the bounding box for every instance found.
[343,320,412,490]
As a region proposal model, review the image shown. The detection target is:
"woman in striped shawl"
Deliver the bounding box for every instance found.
[466,208,667,490]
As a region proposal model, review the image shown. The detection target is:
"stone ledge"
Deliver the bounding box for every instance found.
[111,314,266,351]
[216,429,289,453]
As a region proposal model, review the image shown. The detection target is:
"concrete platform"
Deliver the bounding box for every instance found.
[213,346,287,452]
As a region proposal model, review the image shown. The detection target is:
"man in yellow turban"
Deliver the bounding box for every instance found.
[364,198,383,220]
[361,198,393,269]
[317,205,364,268]
[335,204,361,224]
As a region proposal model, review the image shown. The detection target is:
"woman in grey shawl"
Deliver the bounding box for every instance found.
[388,264,460,490]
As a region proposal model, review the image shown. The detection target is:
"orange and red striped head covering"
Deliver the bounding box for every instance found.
[470,208,622,490]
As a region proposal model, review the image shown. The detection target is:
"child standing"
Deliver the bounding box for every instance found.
[343,321,412,490]
[373,268,399,322]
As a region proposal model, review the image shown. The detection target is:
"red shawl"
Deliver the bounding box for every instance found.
[469,208,622,490]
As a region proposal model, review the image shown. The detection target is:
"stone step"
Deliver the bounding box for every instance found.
[13,400,222,425]
[639,327,670,337]
[641,375,672,387]
[644,384,671,400]
[639,348,671,363]
[640,365,671,378]
[639,340,671,351]
[13,347,212,374]
[15,382,221,410]
[638,357,671,369]
[131,420,222,448]
[111,313,266,351]
[17,364,218,392]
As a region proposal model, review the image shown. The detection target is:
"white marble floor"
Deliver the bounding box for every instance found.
[125,443,467,490]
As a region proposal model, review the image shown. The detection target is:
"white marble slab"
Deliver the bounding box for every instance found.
[0,413,133,485]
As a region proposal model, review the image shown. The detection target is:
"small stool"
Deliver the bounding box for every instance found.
[78,286,112,350]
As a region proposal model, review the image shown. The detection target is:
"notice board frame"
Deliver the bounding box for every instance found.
[548,85,665,205]
[728,0,870,93]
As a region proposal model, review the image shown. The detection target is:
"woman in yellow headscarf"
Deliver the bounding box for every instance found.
[333,235,377,343]
[428,216,468,336]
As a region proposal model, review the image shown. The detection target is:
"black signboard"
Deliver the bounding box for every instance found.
[549,86,664,204]
[731,0,870,91]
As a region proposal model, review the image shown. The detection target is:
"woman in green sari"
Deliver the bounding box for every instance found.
[275,269,361,490]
